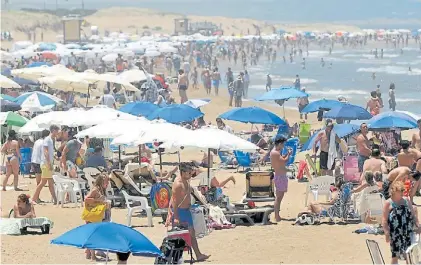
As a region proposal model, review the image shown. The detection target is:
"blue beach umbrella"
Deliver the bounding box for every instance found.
[323,104,372,120]
[368,111,418,130]
[51,222,162,257]
[38,43,57,51]
[26,62,52,68]
[119,101,160,117]
[147,104,203,124]
[0,99,21,112]
[15,91,61,111]
[300,99,344,113]
[301,123,360,151]
[218,106,287,125]
[0,94,16,102]
[12,77,38,86]
[256,86,308,101]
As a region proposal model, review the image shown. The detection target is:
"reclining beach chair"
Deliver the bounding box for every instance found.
[366,239,385,265]
[245,171,275,202]
[406,242,421,265]
[305,154,320,177]
[6,211,53,235]
[298,123,311,146]
[218,151,237,169]
[234,150,259,172]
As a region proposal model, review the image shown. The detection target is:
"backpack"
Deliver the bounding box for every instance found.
[154,237,193,264]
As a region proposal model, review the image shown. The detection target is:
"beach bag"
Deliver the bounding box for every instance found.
[154,236,193,264]
[81,203,106,223]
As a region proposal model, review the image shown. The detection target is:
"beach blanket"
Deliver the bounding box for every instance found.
[0,217,54,235]
[327,129,338,170]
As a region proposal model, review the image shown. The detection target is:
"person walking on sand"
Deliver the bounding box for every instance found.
[265,74,272,91]
[243,70,250,98]
[211,67,221,96]
[170,162,210,262]
[178,69,188,103]
[233,74,244,107]
[270,136,292,222]
[32,125,60,204]
[190,67,198,90]
[297,88,309,120]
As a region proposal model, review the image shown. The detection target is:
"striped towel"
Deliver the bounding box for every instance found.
[15,217,54,229]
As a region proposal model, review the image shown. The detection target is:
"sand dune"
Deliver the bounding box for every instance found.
[1,7,361,48]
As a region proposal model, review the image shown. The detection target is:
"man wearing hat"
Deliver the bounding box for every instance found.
[233,73,244,107]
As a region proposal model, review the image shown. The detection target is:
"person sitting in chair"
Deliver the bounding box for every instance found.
[85,146,108,170]
[13,194,36,218]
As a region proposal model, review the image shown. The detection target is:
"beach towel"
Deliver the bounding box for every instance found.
[327,129,338,170]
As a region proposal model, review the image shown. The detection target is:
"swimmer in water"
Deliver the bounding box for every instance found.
[321,58,325,67]
[372,72,376,80]
[409,66,412,72]
[328,63,332,69]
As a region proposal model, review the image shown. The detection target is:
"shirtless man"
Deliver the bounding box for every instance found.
[270,136,292,222]
[313,122,341,175]
[178,69,188,104]
[362,148,387,176]
[171,162,209,262]
[357,123,372,178]
[411,119,421,151]
[397,140,421,168]
[384,167,421,203]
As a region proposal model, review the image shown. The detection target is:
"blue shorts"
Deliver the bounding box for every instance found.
[173,208,193,227]
[358,155,369,172]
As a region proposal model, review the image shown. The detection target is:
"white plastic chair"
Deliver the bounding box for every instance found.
[83,167,101,189]
[365,193,385,224]
[121,190,153,227]
[305,175,335,206]
[52,175,79,208]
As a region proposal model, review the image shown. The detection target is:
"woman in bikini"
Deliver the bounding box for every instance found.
[1,130,22,191]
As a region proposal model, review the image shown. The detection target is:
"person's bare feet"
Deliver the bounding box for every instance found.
[275,215,282,222]
[14,188,23,191]
[195,254,210,262]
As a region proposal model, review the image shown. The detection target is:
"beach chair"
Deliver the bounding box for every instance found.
[365,192,385,224]
[406,243,421,265]
[305,154,320,177]
[121,190,153,227]
[218,151,237,169]
[304,175,334,206]
[52,175,82,208]
[282,137,299,178]
[234,150,259,172]
[82,167,101,190]
[245,171,275,202]
[366,240,385,265]
[298,123,311,145]
[343,154,360,183]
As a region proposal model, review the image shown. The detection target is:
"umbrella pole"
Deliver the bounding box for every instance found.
[118,145,121,170]
[283,104,285,118]
[207,148,211,187]
[158,148,163,173]
[139,144,142,165]
[86,85,90,108]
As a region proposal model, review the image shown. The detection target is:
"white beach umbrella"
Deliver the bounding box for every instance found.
[159,45,177,53]
[80,71,139,92]
[118,69,150,83]
[184,99,211,109]
[78,105,140,127]
[0,74,21,89]
[11,64,74,82]
[15,91,62,112]
[76,118,149,139]
[144,50,161,57]
[102,53,118,62]
[161,126,259,152]
[0,51,14,62]
[21,108,87,130]
[111,121,190,146]
[38,74,100,95]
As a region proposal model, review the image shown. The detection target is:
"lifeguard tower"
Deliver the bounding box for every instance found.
[62,15,83,43]
[174,18,189,35]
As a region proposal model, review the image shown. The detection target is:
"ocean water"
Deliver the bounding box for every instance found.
[245,46,421,115]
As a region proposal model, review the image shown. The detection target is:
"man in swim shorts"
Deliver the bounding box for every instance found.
[313,122,341,175]
[172,162,209,262]
[270,136,292,222]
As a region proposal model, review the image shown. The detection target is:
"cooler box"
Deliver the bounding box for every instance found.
[19,148,32,175]
[343,155,359,183]
[167,228,192,248]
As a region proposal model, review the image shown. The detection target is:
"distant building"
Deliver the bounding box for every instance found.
[174,18,222,36]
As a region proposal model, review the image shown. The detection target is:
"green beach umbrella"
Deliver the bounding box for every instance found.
[0,94,16,102]
[0,112,28,127]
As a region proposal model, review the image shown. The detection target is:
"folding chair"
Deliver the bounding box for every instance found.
[366,239,385,265]
[406,243,421,265]
[234,150,259,172]
[305,154,320,177]
[245,171,275,202]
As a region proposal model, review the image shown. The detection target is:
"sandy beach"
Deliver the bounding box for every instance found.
[1,6,420,264]
[1,83,416,264]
